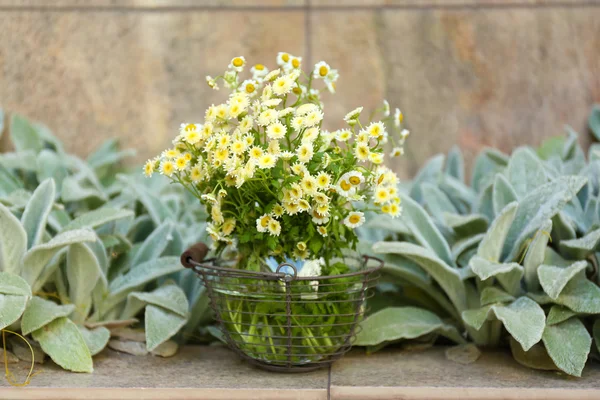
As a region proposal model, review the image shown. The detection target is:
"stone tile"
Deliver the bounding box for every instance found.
[330,347,600,399]
[310,8,600,179]
[0,10,305,163]
[0,0,306,8]
[0,346,328,399]
[311,0,594,7]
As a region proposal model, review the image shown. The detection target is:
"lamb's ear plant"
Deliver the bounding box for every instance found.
[0,110,211,373]
[357,108,600,377]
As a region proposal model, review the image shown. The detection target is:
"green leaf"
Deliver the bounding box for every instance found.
[553,276,600,313]
[542,318,591,377]
[397,194,454,267]
[445,146,464,182]
[439,175,477,214]
[117,175,172,225]
[67,243,102,323]
[108,256,183,298]
[10,114,42,153]
[32,317,93,373]
[523,220,552,292]
[559,228,600,259]
[546,306,577,326]
[492,174,518,216]
[538,261,588,300]
[62,208,134,232]
[510,338,558,371]
[475,183,495,221]
[78,325,110,356]
[589,104,600,141]
[470,255,523,281]
[502,176,587,261]
[87,138,135,169]
[0,293,29,331]
[477,202,518,262]
[131,221,173,267]
[373,242,467,312]
[21,229,96,286]
[0,151,38,172]
[36,150,68,194]
[0,272,31,296]
[463,297,545,351]
[21,178,55,250]
[422,183,457,222]
[61,176,106,203]
[355,307,465,346]
[594,319,600,353]
[507,148,548,198]
[122,282,188,319]
[471,149,508,193]
[480,287,515,306]
[0,204,27,274]
[21,296,75,335]
[452,234,484,265]
[145,305,187,352]
[443,213,488,237]
[409,154,444,204]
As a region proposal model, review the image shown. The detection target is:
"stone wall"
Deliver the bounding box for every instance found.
[1,0,599,179]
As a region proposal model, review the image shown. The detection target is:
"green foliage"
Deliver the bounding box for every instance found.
[357,109,600,376]
[0,112,211,372]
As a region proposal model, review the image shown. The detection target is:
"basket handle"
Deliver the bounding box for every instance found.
[181,242,210,269]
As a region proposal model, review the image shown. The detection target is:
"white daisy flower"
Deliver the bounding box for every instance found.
[273,75,294,96]
[394,108,404,128]
[295,103,319,116]
[229,56,246,72]
[280,151,295,160]
[336,129,352,142]
[391,147,404,157]
[367,121,386,139]
[250,63,269,80]
[262,98,282,108]
[268,219,281,236]
[343,211,365,228]
[297,143,314,163]
[304,110,324,127]
[383,100,390,117]
[277,52,292,67]
[279,107,294,118]
[205,75,219,90]
[257,109,277,126]
[267,122,286,140]
[256,214,271,233]
[343,106,363,125]
[313,61,331,79]
[264,68,281,82]
[239,79,258,95]
[400,128,410,140]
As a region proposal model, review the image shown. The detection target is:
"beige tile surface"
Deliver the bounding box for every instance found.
[0,0,306,7]
[0,346,329,399]
[311,7,600,179]
[0,9,305,162]
[330,347,600,399]
[311,0,595,7]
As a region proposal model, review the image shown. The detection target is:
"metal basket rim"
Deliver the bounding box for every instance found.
[186,254,384,281]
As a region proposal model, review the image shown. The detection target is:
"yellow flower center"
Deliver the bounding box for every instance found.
[281,53,290,62]
[340,180,352,191]
[292,58,300,68]
[358,147,369,157]
[260,216,270,227]
[377,175,385,185]
[233,57,244,67]
[398,112,404,123]
[292,87,302,95]
[318,177,329,186]
[245,83,255,93]
[349,215,361,224]
[185,123,197,131]
[382,204,391,213]
[254,64,265,70]
[319,66,328,77]
[349,176,361,185]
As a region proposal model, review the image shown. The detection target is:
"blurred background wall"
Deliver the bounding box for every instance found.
[1,0,599,179]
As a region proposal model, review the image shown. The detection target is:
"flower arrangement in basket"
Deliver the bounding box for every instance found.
[146,52,409,370]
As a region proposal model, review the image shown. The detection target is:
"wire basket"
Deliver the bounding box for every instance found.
[181,243,383,372]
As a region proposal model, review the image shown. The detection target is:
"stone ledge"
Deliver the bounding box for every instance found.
[1,345,600,399]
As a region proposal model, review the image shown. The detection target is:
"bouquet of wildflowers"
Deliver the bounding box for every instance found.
[146,52,408,274]
[146,52,409,364]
